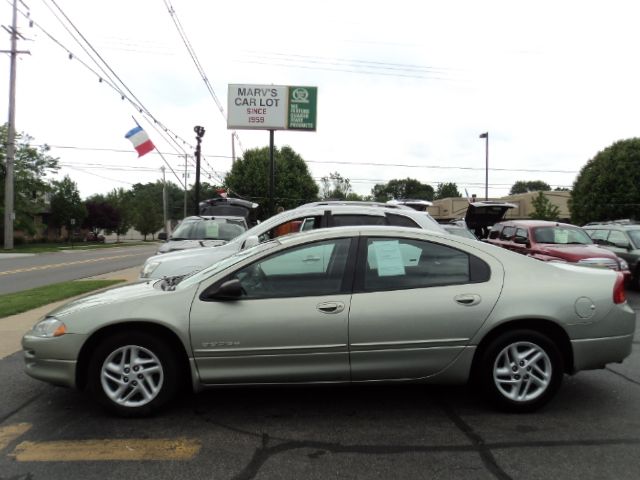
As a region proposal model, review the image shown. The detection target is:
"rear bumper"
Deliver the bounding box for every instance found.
[571,334,634,371]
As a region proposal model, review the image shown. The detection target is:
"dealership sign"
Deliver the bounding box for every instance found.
[227,84,317,131]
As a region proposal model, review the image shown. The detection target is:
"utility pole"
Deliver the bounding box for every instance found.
[3,0,21,249]
[193,126,205,215]
[161,166,168,236]
[479,132,489,201]
[231,132,236,165]
[183,154,188,219]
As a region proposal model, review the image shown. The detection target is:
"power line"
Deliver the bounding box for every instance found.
[20,3,189,187]
[162,0,244,154]
[41,144,578,175]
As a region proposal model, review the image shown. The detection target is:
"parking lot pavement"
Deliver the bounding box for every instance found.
[0,266,141,360]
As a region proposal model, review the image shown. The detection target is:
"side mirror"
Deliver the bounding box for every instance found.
[614,241,631,250]
[158,232,167,241]
[513,236,528,245]
[243,235,259,250]
[202,279,244,301]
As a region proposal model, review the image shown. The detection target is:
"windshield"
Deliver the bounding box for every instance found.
[533,226,593,245]
[175,239,281,290]
[170,218,246,241]
[627,230,640,249]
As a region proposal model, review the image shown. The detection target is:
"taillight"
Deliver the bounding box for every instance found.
[613,272,626,304]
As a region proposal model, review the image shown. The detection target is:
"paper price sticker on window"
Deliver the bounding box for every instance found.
[370,241,405,277]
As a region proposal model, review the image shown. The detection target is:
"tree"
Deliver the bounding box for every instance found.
[105,188,134,241]
[530,192,561,220]
[0,124,59,241]
[48,176,87,240]
[435,182,461,199]
[129,182,164,240]
[371,178,434,202]
[509,180,552,195]
[224,145,318,219]
[320,172,353,200]
[570,138,640,225]
[83,195,120,235]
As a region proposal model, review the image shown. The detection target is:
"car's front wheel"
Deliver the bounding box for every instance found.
[88,332,179,417]
[478,330,564,412]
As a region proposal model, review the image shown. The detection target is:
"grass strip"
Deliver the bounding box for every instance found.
[0,280,125,318]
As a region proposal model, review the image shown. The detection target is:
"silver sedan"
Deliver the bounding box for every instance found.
[22,226,635,416]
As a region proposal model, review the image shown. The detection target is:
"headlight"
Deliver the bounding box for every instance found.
[140,261,161,278]
[31,317,67,338]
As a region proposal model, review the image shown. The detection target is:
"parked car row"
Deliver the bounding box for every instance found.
[22,224,635,417]
[583,221,640,289]
[140,201,447,280]
[485,220,631,281]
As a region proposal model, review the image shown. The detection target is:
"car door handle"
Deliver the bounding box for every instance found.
[303,256,321,262]
[317,301,345,314]
[454,294,481,306]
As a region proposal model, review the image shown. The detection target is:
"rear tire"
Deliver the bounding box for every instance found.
[88,332,180,417]
[478,329,563,413]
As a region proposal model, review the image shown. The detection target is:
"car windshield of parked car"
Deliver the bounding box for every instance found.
[170,218,246,241]
[627,230,640,248]
[175,240,281,290]
[533,226,593,245]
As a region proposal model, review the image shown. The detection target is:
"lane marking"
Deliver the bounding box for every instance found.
[0,423,32,451]
[10,438,201,461]
[0,253,144,276]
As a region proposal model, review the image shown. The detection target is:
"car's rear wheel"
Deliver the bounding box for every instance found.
[478,330,563,412]
[88,332,179,417]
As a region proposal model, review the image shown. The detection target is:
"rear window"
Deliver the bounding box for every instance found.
[500,226,516,240]
[488,225,502,240]
[386,214,420,228]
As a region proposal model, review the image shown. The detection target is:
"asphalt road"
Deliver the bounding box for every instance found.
[0,291,638,479]
[0,243,158,294]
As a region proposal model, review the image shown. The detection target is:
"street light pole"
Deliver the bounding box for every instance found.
[479,132,489,201]
[193,126,205,215]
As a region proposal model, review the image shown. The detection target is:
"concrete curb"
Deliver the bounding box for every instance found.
[0,267,141,360]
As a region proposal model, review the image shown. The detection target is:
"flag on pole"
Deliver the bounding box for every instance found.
[125,125,155,157]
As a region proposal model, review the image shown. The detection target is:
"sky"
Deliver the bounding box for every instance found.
[1,0,640,202]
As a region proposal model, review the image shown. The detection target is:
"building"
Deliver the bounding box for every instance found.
[427,191,571,223]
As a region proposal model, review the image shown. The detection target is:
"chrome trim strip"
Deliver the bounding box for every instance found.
[350,338,468,348]
[193,343,347,355]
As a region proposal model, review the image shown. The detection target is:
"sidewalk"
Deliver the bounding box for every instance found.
[0,266,141,360]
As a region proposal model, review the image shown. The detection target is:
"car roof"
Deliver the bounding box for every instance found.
[182,215,247,222]
[495,220,578,228]
[584,222,640,229]
[297,201,413,210]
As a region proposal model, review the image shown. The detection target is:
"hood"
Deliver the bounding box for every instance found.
[464,201,516,230]
[144,241,242,279]
[158,239,227,253]
[46,281,160,318]
[537,243,619,261]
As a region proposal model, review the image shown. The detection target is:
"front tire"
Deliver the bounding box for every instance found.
[478,330,563,413]
[88,332,179,417]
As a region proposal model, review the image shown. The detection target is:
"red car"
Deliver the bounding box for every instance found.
[487,220,631,280]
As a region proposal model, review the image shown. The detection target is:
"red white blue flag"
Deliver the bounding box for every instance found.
[125,125,155,157]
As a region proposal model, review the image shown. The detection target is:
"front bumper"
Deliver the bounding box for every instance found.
[23,353,77,388]
[22,333,86,388]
